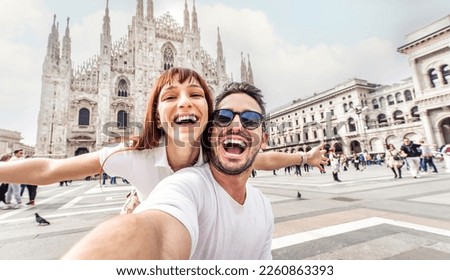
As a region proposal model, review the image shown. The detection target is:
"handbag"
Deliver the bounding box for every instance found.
[393,155,401,161]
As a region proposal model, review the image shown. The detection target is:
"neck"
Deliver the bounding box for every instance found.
[166,139,200,172]
[209,164,250,205]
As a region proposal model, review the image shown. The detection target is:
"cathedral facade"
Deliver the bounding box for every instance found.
[35,0,254,158]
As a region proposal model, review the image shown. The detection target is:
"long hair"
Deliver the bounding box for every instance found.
[131,67,214,150]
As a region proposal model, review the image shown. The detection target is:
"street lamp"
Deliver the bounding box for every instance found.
[349,105,368,152]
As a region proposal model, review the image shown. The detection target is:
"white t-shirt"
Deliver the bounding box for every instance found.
[134,164,274,260]
[98,140,205,201]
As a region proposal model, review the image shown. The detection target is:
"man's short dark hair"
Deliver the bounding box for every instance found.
[215,82,266,116]
[13,149,23,155]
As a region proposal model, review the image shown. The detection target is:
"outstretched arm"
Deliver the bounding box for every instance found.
[62,210,191,259]
[253,143,327,172]
[0,151,102,185]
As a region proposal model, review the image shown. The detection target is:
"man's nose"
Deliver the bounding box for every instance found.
[228,114,244,132]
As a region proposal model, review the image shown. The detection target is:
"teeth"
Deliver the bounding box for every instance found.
[175,115,197,122]
[223,139,246,148]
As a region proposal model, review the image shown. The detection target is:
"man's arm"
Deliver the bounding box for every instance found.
[62,210,191,259]
[253,143,326,172]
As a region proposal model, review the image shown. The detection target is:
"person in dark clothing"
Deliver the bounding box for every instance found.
[400,138,422,178]
[26,184,38,206]
[0,154,12,205]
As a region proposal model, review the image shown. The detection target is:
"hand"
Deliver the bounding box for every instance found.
[305,141,328,173]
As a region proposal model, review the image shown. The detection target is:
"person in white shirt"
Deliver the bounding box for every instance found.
[0,68,326,214]
[63,82,327,259]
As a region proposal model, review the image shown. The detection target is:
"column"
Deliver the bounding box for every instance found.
[420,110,436,144]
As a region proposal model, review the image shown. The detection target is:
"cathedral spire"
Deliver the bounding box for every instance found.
[102,0,111,38]
[45,14,60,64]
[247,54,254,85]
[136,0,144,19]
[146,0,154,22]
[183,0,190,32]
[61,17,72,65]
[191,0,199,33]
[217,27,223,60]
[240,52,247,83]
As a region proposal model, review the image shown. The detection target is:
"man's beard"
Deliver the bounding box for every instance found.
[210,149,258,175]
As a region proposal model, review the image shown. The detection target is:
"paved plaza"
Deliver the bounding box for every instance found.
[0,162,449,260]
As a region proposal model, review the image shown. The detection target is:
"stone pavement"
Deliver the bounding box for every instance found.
[249,163,450,260]
[0,162,449,260]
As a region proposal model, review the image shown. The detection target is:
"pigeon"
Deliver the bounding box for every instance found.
[35,213,50,226]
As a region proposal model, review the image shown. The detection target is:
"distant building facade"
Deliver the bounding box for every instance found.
[0,129,34,157]
[35,0,254,158]
[265,15,450,155]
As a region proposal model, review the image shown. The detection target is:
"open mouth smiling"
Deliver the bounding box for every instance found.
[222,138,247,155]
[174,114,198,125]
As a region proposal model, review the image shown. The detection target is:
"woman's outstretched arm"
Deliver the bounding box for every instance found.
[0,151,102,185]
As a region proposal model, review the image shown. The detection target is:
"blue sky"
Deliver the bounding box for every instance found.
[1,0,449,146]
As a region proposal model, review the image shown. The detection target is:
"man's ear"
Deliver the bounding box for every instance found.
[260,132,269,150]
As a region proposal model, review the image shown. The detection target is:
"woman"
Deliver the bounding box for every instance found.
[328,148,342,182]
[386,143,403,178]
[0,68,327,213]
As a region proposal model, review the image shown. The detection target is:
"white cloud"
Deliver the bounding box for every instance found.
[197,4,411,111]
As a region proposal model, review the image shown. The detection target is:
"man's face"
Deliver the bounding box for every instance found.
[209,93,267,175]
[15,151,24,158]
[403,138,410,145]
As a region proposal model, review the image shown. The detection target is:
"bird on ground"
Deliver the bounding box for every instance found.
[35,213,50,226]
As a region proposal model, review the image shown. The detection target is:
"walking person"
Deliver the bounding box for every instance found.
[0,154,12,205]
[329,148,342,182]
[386,144,403,179]
[3,149,24,209]
[400,137,422,178]
[419,139,438,173]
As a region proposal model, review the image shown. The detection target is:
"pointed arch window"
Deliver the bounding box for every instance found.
[343,103,348,113]
[379,97,386,108]
[117,110,128,128]
[118,79,128,97]
[78,108,90,126]
[441,64,449,85]
[163,47,174,70]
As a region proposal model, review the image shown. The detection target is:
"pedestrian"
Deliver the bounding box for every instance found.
[419,139,438,173]
[3,149,24,209]
[386,144,403,178]
[353,153,361,171]
[329,148,342,182]
[400,137,422,178]
[0,68,327,214]
[0,154,12,205]
[62,82,329,260]
[110,176,117,185]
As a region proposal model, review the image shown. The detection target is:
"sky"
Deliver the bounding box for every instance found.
[1,0,449,146]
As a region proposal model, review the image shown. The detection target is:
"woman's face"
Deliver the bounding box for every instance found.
[157,77,209,146]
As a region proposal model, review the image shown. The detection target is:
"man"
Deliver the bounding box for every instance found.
[400,137,422,178]
[419,139,438,173]
[3,149,24,209]
[63,82,275,259]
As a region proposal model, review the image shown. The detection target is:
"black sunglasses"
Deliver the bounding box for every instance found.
[213,109,264,130]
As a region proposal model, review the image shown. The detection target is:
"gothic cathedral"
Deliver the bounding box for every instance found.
[35,0,254,158]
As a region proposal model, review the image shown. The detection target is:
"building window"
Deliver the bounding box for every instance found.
[377,113,387,126]
[393,110,405,124]
[372,99,379,109]
[428,68,438,88]
[343,103,348,112]
[117,79,128,97]
[404,90,413,101]
[379,97,386,108]
[348,118,356,132]
[411,106,420,121]
[441,64,449,85]
[163,47,174,70]
[387,95,395,106]
[395,92,403,103]
[313,130,318,139]
[304,132,309,141]
[117,110,128,128]
[333,127,338,135]
[78,108,90,126]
